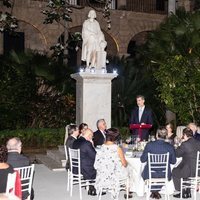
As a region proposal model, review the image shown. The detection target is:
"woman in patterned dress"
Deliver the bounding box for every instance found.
[94,128,130,200]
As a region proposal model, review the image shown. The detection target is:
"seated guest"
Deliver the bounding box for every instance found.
[65,124,79,170]
[73,128,96,195]
[165,122,176,145]
[187,122,200,141]
[6,137,33,200]
[140,127,176,199]
[0,145,14,193]
[93,119,107,147]
[94,128,130,200]
[79,123,88,136]
[7,137,30,168]
[172,128,200,198]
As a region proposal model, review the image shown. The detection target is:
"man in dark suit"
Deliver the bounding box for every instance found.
[73,128,97,195]
[93,119,107,147]
[130,95,153,141]
[65,124,79,169]
[6,137,33,200]
[7,137,30,168]
[140,127,176,199]
[187,122,200,141]
[172,128,200,198]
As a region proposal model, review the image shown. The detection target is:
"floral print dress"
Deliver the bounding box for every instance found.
[94,144,128,200]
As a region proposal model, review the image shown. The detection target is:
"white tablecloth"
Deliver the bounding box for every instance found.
[126,156,182,197]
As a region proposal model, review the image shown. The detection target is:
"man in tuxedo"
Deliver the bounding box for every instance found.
[172,128,200,198]
[140,127,176,199]
[130,95,153,141]
[93,119,107,147]
[73,128,97,195]
[6,137,34,200]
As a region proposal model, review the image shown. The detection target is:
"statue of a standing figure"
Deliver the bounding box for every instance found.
[81,10,107,69]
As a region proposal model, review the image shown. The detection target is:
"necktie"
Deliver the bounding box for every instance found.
[139,107,143,122]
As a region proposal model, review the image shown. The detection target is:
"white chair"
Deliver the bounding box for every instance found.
[97,178,129,200]
[6,172,17,195]
[64,145,70,191]
[180,151,200,200]
[68,148,94,200]
[146,153,170,200]
[14,164,35,200]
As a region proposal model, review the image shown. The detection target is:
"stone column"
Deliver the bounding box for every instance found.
[71,72,117,131]
[168,0,176,15]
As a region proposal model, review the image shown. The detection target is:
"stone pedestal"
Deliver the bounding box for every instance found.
[168,0,176,15]
[71,72,117,131]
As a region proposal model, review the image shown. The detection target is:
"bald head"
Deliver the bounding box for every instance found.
[82,128,93,141]
[6,137,22,153]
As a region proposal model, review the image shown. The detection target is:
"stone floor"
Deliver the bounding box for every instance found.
[33,164,200,200]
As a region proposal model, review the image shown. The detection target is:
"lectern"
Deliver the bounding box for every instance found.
[129,124,152,141]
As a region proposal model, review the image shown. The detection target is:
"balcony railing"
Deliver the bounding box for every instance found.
[126,0,168,14]
[31,0,168,14]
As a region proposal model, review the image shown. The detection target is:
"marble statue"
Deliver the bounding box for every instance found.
[81,10,107,69]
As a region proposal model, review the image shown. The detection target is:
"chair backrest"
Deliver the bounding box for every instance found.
[195,151,200,177]
[6,172,17,195]
[64,145,68,160]
[148,153,169,180]
[14,164,35,194]
[68,148,81,175]
[64,125,69,146]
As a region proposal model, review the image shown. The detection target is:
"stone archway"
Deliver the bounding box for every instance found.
[17,20,48,54]
[127,31,150,57]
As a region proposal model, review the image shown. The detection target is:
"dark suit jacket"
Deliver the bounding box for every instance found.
[130,106,153,140]
[93,129,106,147]
[65,135,76,169]
[7,152,30,168]
[73,136,96,179]
[7,152,32,199]
[194,131,200,141]
[172,137,200,178]
[140,139,176,180]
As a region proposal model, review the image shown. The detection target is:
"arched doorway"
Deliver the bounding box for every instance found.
[127,31,150,57]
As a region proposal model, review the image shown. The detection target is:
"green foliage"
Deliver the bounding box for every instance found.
[42,0,72,24]
[0,1,18,32]
[0,128,65,148]
[0,51,76,130]
[144,9,200,124]
[118,127,131,142]
[0,52,37,129]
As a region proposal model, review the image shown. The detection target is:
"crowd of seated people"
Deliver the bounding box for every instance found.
[66,120,200,199]
[0,138,34,200]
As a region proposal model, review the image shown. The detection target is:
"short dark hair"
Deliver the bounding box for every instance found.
[106,128,120,142]
[79,123,88,133]
[0,145,8,163]
[67,124,78,136]
[136,95,145,100]
[156,127,167,139]
[182,128,193,138]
